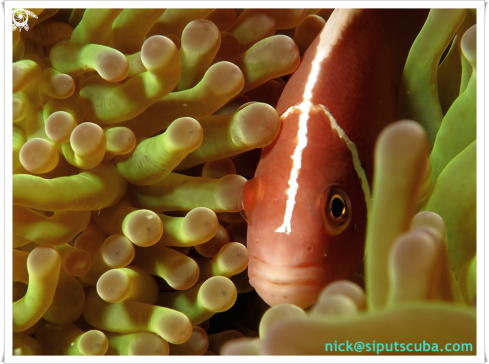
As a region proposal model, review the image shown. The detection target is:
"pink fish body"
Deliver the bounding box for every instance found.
[242,9,428,308]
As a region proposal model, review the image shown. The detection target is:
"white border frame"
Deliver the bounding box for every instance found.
[2,1,485,363]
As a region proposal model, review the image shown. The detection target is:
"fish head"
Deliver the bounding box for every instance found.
[242,107,368,308]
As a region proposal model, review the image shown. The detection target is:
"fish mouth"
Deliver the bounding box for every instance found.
[248,256,329,308]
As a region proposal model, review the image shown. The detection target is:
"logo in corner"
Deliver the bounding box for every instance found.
[12,9,38,32]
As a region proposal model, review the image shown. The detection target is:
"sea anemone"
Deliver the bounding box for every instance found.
[11,7,311,356]
[11,6,477,358]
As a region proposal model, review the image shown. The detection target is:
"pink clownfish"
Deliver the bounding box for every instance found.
[241,9,429,308]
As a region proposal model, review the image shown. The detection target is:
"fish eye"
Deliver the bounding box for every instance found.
[321,186,351,235]
[330,194,346,220]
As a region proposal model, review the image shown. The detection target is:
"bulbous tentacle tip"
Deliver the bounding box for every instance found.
[411,211,446,240]
[95,49,129,83]
[461,24,476,69]
[141,35,179,73]
[27,246,62,277]
[377,120,428,155]
[259,303,307,339]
